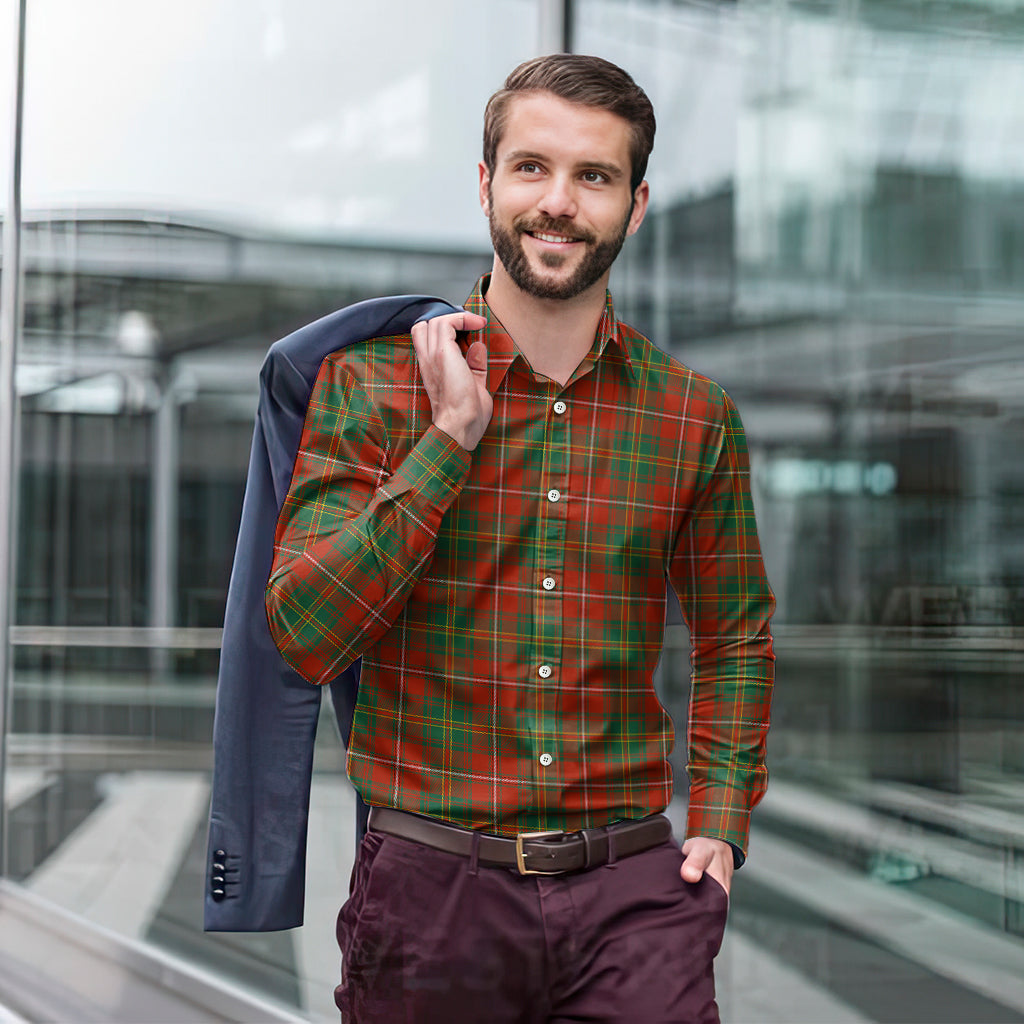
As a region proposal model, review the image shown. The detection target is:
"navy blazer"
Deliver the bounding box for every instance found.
[204,295,460,932]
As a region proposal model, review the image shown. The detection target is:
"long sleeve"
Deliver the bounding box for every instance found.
[668,391,775,858]
[266,355,471,685]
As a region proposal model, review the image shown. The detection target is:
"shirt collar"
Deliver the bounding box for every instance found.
[461,274,634,394]
[461,275,516,396]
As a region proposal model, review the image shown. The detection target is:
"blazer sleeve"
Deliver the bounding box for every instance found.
[204,296,459,932]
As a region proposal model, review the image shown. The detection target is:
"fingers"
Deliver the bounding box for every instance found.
[456,311,488,331]
[411,312,486,375]
[415,310,485,331]
[411,312,486,380]
[412,310,486,345]
[410,310,492,453]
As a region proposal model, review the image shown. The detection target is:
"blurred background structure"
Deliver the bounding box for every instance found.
[1,0,1023,1021]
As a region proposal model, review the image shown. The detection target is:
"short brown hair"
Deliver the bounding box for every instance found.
[483,54,656,193]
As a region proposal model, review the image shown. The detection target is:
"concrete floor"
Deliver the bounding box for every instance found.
[6,770,1024,1023]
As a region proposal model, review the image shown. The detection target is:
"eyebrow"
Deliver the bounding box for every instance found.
[502,150,626,181]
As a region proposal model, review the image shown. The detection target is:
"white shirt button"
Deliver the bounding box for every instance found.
[553,401,567,415]
[539,753,553,767]
[542,577,556,591]
[538,664,552,679]
[547,488,560,503]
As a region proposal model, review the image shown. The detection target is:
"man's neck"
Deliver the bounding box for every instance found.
[483,260,609,387]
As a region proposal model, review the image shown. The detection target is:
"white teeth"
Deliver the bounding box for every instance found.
[533,232,575,244]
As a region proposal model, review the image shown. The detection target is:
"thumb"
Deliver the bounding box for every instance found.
[466,340,488,376]
[680,844,710,883]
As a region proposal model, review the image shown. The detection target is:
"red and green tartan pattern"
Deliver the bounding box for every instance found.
[267,277,775,853]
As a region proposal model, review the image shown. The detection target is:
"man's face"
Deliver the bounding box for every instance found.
[480,92,649,301]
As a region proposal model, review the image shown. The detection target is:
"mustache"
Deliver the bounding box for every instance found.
[513,216,595,245]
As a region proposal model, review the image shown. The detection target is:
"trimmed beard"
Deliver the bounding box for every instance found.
[487,186,631,301]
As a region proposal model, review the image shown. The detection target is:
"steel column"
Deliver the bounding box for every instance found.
[537,0,572,53]
[0,0,28,878]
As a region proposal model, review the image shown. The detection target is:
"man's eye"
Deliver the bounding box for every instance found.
[582,171,607,184]
[519,162,541,174]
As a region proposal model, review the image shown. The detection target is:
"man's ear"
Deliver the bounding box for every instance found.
[626,180,650,237]
[478,162,492,216]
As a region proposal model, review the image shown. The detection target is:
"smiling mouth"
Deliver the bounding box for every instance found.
[527,231,581,244]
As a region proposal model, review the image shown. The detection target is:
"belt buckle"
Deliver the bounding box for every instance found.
[515,829,565,875]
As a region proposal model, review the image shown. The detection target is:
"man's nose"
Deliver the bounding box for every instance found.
[536,176,578,220]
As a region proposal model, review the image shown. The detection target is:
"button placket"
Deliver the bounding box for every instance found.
[532,390,570,782]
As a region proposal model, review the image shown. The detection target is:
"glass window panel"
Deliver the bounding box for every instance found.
[0,1,13,214]
[575,1,1024,1021]
[1,0,20,918]
[10,2,539,1019]
[21,0,538,247]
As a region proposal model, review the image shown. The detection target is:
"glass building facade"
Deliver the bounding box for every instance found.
[1,1,1023,1020]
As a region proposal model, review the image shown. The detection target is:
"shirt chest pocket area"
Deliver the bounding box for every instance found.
[564,456,676,577]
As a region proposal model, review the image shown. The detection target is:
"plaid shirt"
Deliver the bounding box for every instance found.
[267,276,775,854]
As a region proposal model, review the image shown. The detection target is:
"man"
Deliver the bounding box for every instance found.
[267,54,774,1023]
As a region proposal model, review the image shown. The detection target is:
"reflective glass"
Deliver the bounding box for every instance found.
[576,1,1024,1020]
[9,1,537,1018]
[0,2,11,214]
[0,0,19,889]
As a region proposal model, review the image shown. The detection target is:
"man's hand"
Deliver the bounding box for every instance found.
[411,311,490,452]
[680,836,734,896]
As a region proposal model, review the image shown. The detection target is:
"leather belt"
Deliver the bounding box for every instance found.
[368,806,672,875]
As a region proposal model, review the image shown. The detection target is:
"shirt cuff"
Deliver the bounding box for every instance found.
[685,780,756,865]
[387,423,472,507]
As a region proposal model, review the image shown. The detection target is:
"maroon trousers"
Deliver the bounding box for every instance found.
[335,828,729,1023]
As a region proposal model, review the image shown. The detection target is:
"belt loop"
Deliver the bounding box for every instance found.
[468,831,480,877]
[606,826,618,869]
[581,829,594,869]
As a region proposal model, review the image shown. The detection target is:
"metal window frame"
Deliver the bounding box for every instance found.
[0,0,27,881]
[538,0,574,52]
